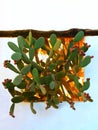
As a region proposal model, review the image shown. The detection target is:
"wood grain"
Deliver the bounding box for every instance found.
[0,28,98,38]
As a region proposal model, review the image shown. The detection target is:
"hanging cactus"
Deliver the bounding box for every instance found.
[2,31,93,117]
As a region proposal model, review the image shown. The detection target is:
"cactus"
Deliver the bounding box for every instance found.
[2,31,93,117]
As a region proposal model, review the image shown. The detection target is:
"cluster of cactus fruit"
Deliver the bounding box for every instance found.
[2,31,93,117]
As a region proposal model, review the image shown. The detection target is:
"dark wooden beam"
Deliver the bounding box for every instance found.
[0,28,98,38]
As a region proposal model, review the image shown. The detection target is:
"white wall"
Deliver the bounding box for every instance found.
[0,0,98,130]
[0,0,98,30]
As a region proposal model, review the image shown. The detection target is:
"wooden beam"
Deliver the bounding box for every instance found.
[0,28,98,38]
